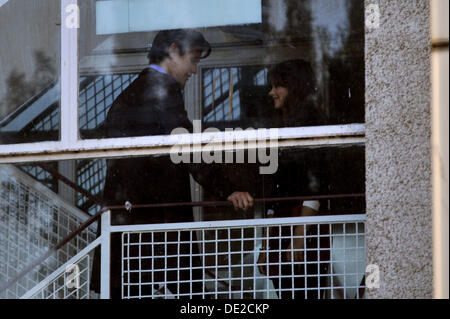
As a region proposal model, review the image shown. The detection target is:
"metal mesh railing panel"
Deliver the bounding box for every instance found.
[0,165,97,299]
[27,254,93,299]
[120,218,365,299]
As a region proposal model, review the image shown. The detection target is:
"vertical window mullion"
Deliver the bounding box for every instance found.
[60,0,79,146]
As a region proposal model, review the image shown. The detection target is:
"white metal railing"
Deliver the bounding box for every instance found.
[0,165,97,299]
[20,237,102,299]
[21,211,366,299]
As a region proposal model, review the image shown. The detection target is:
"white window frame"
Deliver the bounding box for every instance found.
[0,0,365,164]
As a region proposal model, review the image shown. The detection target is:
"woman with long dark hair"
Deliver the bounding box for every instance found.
[268,59,325,127]
[258,59,329,299]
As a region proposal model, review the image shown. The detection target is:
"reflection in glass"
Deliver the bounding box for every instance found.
[0,0,61,144]
[79,0,364,139]
[202,145,365,221]
[76,158,106,215]
[11,145,363,220]
[79,74,138,139]
[6,145,364,220]
[96,0,262,34]
[202,66,275,129]
[16,162,59,193]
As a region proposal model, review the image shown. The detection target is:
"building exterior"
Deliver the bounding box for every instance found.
[0,0,448,299]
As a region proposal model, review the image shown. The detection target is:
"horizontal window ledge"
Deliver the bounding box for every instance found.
[0,124,365,163]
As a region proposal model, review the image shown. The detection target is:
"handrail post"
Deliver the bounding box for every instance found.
[100,210,111,299]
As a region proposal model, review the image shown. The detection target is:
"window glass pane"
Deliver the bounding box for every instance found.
[4,145,364,221]
[16,162,59,193]
[0,0,61,145]
[202,65,274,129]
[200,145,365,221]
[79,74,138,139]
[96,0,262,34]
[79,0,364,139]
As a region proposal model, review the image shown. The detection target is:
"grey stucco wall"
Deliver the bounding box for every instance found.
[365,0,433,298]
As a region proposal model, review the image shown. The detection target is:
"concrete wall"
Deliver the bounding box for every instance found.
[365,0,433,298]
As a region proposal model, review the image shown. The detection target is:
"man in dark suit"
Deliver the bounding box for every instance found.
[92,29,253,299]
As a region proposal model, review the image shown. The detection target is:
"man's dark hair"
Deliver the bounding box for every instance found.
[148,29,211,64]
